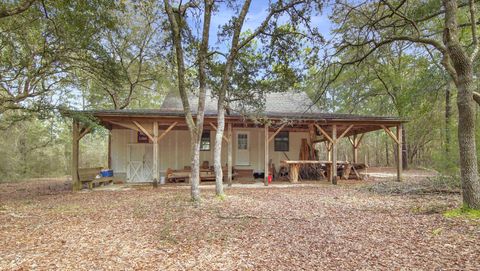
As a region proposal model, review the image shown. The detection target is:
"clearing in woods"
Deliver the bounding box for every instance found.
[0,168,479,270]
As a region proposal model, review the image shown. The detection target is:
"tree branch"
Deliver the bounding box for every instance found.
[469,0,479,61]
[0,0,36,19]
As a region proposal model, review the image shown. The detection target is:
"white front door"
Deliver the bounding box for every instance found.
[128,144,153,182]
[236,131,250,165]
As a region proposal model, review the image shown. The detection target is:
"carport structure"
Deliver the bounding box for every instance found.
[70,109,406,190]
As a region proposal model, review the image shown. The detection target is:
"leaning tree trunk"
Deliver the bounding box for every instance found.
[213,98,226,196]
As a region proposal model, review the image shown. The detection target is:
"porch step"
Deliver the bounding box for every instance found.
[236,169,254,179]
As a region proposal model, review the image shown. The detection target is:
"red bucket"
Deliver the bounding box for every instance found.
[268,175,272,184]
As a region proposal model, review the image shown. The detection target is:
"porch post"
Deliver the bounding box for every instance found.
[264,124,269,186]
[227,122,233,186]
[396,124,403,182]
[332,124,337,185]
[72,120,80,191]
[352,134,358,164]
[327,142,332,162]
[107,131,112,169]
[153,121,159,187]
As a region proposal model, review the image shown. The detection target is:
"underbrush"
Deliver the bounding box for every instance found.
[362,174,461,195]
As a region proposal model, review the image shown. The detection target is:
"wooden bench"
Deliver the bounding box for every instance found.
[79,167,114,189]
[166,167,238,183]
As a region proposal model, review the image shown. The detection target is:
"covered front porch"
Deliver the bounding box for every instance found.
[70,110,405,190]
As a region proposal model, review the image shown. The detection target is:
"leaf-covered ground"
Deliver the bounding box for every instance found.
[0,171,479,270]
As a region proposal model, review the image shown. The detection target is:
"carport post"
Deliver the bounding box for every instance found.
[153,121,159,187]
[264,124,269,186]
[227,123,233,186]
[332,125,337,185]
[352,134,358,164]
[396,124,403,182]
[72,120,80,191]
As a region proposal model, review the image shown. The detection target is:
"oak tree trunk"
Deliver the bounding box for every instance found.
[456,76,480,208]
[445,80,452,154]
[443,0,480,209]
[213,102,225,196]
[190,136,201,201]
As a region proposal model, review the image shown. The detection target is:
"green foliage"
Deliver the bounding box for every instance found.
[0,117,107,182]
[444,206,480,219]
[0,0,120,123]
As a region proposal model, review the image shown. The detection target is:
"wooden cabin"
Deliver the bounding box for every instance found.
[70,91,406,189]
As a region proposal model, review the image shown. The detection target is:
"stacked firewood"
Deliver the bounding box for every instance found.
[298,138,325,180]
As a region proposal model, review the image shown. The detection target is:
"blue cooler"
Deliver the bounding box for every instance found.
[100,169,113,177]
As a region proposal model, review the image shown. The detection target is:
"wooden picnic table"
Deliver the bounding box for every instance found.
[280,160,349,183]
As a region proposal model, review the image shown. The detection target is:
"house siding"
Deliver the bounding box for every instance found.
[110,128,309,182]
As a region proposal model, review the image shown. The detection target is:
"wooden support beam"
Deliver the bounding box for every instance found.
[351,135,358,164]
[77,126,92,141]
[355,133,365,148]
[227,123,232,186]
[158,122,178,141]
[332,124,337,185]
[348,136,355,146]
[264,124,269,186]
[396,125,403,182]
[108,131,112,169]
[72,120,80,191]
[314,124,334,143]
[209,122,229,143]
[153,121,159,186]
[381,125,399,144]
[133,121,154,142]
[109,121,142,133]
[348,133,364,163]
[268,123,287,142]
[337,124,354,142]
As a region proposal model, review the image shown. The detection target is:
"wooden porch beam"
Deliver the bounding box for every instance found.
[381,125,399,144]
[133,121,154,142]
[110,121,142,133]
[336,124,354,142]
[314,124,334,143]
[209,122,229,143]
[158,122,178,142]
[268,123,287,142]
[355,133,365,148]
[348,132,365,163]
[77,126,92,141]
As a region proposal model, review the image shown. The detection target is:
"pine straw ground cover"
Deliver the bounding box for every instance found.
[0,177,479,270]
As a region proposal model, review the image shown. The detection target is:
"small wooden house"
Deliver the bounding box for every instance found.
[71,91,405,187]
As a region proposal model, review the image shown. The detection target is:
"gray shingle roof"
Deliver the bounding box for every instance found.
[159,90,321,115]
[78,90,405,123]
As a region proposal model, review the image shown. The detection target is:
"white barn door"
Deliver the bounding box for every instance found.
[128,144,153,182]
